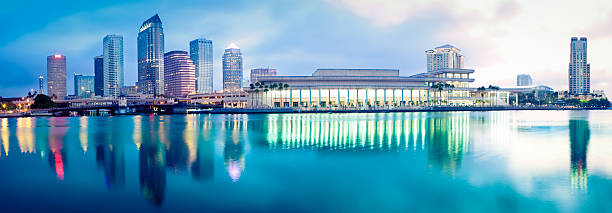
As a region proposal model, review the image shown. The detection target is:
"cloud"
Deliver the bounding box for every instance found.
[324,0,612,95]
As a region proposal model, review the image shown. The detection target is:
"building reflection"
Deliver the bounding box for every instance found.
[139,117,167,205]
[223,115,246,182]
[1,118,8,157]
[569,113,590,191]
[192,117,214,182]
[48,118,68,180]
[263,113,469,174]
[94,118,126,189]
[426,113,470,175]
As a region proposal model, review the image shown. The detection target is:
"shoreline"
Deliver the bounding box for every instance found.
[1,106,608,118]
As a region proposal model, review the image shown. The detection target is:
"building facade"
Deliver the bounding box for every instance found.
[426,44,464,72]
[222,43,243,92]
[94,56,104,96]
[138,14,165,96]
[38,75,44,94]
[250,68,277,83]
[247,68,509,109]
[103,35,124,98]
[189,38,213,93]
[517,74,533,86]
[164,51,196,98]
[74,74,95,98]
[569,37,590,94]
[47,54,66,99]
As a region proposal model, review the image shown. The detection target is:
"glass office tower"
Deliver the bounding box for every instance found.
[222,43,243,92]
[569,37,590,94]
[190,38,213,93]
[103,35,124,98]
[137,14,165,96]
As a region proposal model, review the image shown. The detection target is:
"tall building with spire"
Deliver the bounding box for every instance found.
[164,51,196,98]
[426,44,464,72]
[47,54,66,99]
[137,14,165,96]
[189,38,213,93]
[222,43,243,92]
[569,37,590,94]
[103,35,124,98]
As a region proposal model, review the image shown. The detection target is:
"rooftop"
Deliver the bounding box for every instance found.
[313,69,399,77]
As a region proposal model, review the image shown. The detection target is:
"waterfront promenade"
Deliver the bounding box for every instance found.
[2,105,607,118]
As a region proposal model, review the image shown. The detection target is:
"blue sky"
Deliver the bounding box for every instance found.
[2,0,612,97]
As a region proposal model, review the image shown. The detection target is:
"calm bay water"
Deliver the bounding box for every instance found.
[1,111,612,212]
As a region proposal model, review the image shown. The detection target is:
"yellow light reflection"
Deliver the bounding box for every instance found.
[1,118,8,157]
[79,117,88,153]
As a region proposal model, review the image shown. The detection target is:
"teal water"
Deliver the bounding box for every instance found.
[0,111,611,212]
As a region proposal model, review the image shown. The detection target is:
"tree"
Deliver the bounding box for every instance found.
[31,94,56,109]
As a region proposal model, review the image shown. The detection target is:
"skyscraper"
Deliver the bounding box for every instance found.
[103,35,124,98]
[47,54,66,99]
[74,74,95,98]
[222,43,243,92]
[94,56,104,96]
[517,74,533,86]
[569,37,590,94]
[250,68,277,83]
[138,14,165,96]
[426,44,464,72]
[38,75,44,94]
[163,51,196,98]
[189,38,213,93]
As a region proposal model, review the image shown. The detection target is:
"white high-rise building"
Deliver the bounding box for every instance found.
[426,44,464,72]
[223,43,243,92]
[189,38,213,93]
[569,37,590,94]
[103,35,124,98]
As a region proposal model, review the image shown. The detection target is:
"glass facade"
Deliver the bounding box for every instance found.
[189,39,213,93]
[94,56,104,96]
[74,74,95,98]
[138,14,165,96]
[223,44,243,92]
[103,35,124,98]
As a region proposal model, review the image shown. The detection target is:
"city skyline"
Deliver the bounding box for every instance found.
[2,0,612,97]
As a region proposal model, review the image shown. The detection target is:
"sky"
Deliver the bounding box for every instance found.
[1,0,612,97]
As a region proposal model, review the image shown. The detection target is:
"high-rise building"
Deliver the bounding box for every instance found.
[94,56,104,96]
[138,14,165,96]
[164,51,196,98]
[517,74,533,86]
[38,75,44,94]
[569,37,590,94]
[103,35,124,98]
[189,38,213,93]
[250,68,277,83]
[47,54,66,99]
[74,74,95,98]
[426,44,464,72]
[222,43,243,92]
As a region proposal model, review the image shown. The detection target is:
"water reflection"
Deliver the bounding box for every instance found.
[265,113,469,173]
[0,112,611,211]
[570,112,590,191]
[48,118,68,180]
[139,117,167,205]
[94,118,126,189]
[223,115,247,182]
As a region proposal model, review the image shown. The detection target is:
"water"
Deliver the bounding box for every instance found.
[0,111,611,212]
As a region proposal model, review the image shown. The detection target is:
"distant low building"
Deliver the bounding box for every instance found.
[121,85,138,96]
[516,74,533,86]
[250,68,277,83]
